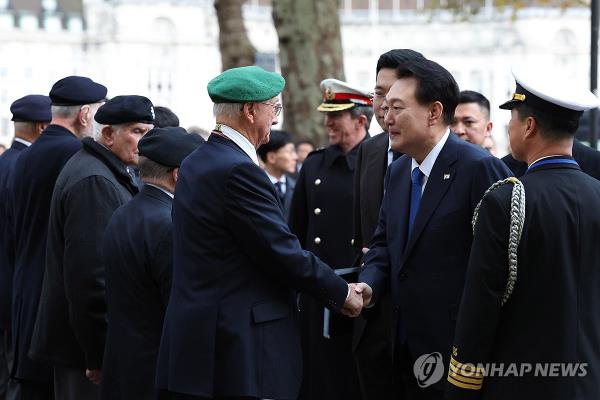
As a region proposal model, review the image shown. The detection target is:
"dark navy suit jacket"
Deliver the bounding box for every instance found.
[101,184,173,400]
[156,133,349,399]
[7,125,81,382]
[359,133,512,391]
[0,140,27,332]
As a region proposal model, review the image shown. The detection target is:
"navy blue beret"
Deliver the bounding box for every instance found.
[10,95,52,122]
[138,127,204,167]
[95,95,155,125]
[49,76,107,106]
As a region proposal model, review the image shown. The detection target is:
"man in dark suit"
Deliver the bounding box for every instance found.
[30,96,154,400]
[155,66,363,400]
[7,76,106,400]
[0,95,51,400]
[289,78,373,400]
[354,59,512,399]
[446,70,600,399]
[257,129,297,221]
[351,49,424,400]
[101,127,202,400]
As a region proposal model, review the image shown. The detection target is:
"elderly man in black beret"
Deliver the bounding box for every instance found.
[100,127,201,400]
[156,66,363,400]
[30,95,153,400]
[7,76,106,400]
[0,94,51,400]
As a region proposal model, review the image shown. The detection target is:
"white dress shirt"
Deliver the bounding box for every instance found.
[410,129,450,194]
[266,172,287,195]
[217,124,259,166]
[13,138,32,147]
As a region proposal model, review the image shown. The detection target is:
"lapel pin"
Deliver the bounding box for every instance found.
[443,173,450,180]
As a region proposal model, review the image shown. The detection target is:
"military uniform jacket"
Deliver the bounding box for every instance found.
[7,125,81,382]
[155,134,348,399]
[0,140,27,332]
[447,160,600,400]
[101,184,173,400]
[289,142,363,267]
[359,134,512,392]
[30,137,137,370]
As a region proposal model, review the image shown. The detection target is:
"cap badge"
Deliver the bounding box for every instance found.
[512,93,526,102]
[325,88,335,100]
[150,106,155,119]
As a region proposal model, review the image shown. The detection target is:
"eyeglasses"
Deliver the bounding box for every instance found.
[261,102,283,117]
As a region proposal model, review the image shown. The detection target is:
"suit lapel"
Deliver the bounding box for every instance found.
[401,134,458,266]
[390,157,412,259]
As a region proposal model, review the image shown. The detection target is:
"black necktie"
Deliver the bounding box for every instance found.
[274,181,285,202]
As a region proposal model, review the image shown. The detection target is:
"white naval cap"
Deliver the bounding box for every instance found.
[500,67,600,117]
[317,78,373,112]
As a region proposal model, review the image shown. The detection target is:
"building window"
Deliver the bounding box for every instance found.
[67,16,83,33]
[44,15,62,32]
[42,0,58,12]
[0,14,12,30]
[19,14,39,31]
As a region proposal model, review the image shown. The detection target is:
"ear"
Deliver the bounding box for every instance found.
[35,122,47,135]
[523,117,537,139]
[171,167,179,183]
[429,102,443,126]
[78,105,90,127]
[101,125,115,146]
[355,114,367,129]
[242,103,255,124]
[485,121,493,136]
[266,151,277,165]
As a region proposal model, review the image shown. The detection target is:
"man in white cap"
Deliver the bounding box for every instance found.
[446,69,600,399]
[289,78,373,400]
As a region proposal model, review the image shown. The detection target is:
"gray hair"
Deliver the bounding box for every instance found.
[51,105,80,119]
[138,156,173,181]
[213,102,242,119]
[348,105,374,131]
[92,122,125,141]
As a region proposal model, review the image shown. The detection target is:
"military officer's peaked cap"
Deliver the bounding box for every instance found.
[500,68,600,119]
[317,78,373,112]
[138,126,203,167]
[207,66,285,103]
[94,95,155,125]
[49,76,107,106]
[10,94,52,122]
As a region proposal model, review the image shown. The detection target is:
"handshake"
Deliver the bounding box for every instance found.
[341,282,373,317]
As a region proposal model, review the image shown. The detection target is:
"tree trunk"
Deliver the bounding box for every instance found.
[214,0,257,70]
[272,0,345,145]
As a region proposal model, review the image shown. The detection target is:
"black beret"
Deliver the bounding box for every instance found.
[138,127,204,167]
[95,95,155,125]
[49,76,107,106]
[257,130,293,162]
[10,95,52,122]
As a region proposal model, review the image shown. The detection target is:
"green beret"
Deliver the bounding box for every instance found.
[207,66,285,103]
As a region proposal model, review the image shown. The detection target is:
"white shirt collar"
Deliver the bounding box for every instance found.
[217,124,259,166]
[145,183,174,199]
[411,129,450,178]
[528,154,566,167]
[266,172,286,185]
[14,137,32,147]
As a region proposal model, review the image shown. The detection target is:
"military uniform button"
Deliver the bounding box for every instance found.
[314,208,321,215]
[350,238,354,246]
[314,237,321,245]
[315,178,321,186]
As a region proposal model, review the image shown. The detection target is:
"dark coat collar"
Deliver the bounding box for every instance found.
[323,133,368,170]
[82,137,138,195]
[209,132,251,160]
[140,183,173,206]
[43,124,78,138]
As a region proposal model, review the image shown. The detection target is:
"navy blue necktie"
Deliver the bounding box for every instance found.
[274,181,285,202]
[409,167,424,235]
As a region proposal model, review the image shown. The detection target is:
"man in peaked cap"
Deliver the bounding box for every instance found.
[155,66,363,400]
[447,69,600,400]
[7,76,106,400]
[101,127,202,400]
[288,78,373,400]
[30,95,153,400]
[0,94,51,400]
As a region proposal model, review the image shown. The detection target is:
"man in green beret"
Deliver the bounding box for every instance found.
[156,66,364,400]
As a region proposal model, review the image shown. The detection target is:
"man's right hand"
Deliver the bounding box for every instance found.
[341,284,364,317]
[353,282,373,307]
[86,368,102,385]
